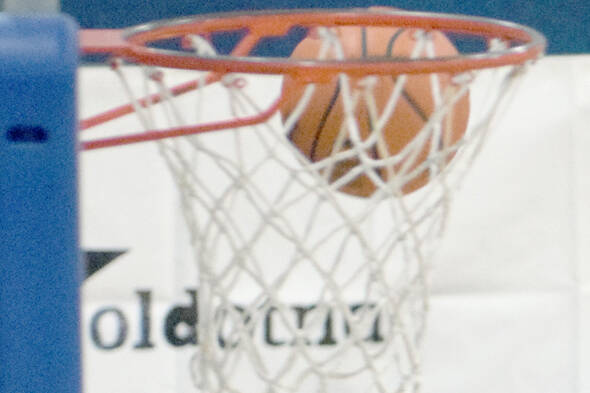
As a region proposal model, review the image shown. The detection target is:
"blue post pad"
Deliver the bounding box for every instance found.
[0,15,80,393]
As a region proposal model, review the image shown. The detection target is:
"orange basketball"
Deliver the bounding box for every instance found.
[280,26,470,197]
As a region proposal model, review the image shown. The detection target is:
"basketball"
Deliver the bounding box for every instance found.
[280,26,470,197]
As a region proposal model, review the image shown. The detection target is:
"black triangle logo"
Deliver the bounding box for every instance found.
[84,250,127,279]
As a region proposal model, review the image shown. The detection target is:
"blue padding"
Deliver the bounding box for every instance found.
[0,14,80,393]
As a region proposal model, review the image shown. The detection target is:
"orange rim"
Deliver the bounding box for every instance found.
[79,8,546,150]
[81,8,546,79]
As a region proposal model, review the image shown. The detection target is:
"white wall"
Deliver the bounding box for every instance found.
[80,55,590,393]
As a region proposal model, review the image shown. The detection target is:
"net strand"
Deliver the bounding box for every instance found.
[105,22,535,393]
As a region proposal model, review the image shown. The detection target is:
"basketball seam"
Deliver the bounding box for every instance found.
[310,81,341,161]
[385,29,430,123]
[400,90,429,122]
[362,27,382,163]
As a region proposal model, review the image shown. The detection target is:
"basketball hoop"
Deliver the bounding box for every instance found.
[79,8,545,393]
[79,8,544,149]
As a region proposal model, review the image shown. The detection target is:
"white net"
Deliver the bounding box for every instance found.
[104,24,532,393]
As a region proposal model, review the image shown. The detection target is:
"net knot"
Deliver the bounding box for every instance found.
[221,75,247,89]
[108,57,123,71]
[146,67,164,83]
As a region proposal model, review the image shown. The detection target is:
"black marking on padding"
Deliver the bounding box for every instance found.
[6,125,49,143]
